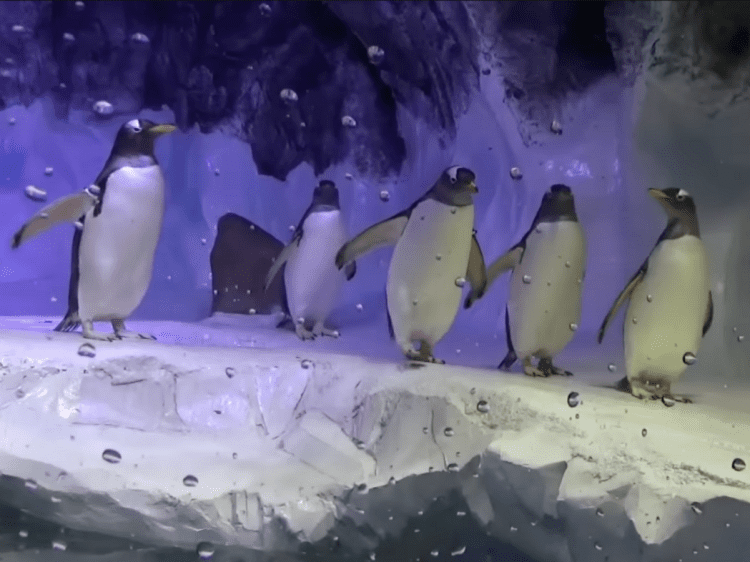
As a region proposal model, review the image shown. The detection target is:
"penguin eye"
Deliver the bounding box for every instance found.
[676,194,685,201]
[449,176,457,184]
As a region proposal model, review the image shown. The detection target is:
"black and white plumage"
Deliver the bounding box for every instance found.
[335,166,486,364]
[466,184,586,377]
[11,118,176,341]
[265,180,356,340]
[598,188,712,403]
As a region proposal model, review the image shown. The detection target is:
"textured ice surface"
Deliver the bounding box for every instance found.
[0,320,748,561]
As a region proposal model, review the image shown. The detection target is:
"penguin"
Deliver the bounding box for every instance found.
[12,118,176,341]
[265,180,356,340]
[598,188,712,403]
[335,166,486,363]
[465,184,586,377]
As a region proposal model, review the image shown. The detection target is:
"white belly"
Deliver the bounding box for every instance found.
[77,165,165,322]
[507,221,587,358]
[625,236,710,383]
[284,210,348,323]
[386,200,474,346]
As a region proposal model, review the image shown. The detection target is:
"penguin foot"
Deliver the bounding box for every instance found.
[295,323,316,340]
[548,365,574,377]
[313,323,339,338]
[82,321,117,342]
[538,357,573,377]
[522,357,547,377]
[116,331,156,341]
[660,393,693,404]
[498,350,517,371]
[404,349,444,364]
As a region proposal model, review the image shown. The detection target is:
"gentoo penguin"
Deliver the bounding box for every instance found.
[598,188,712,403]
[465,184,586,377]
[12,118,176,341]
[265,180,356,340]
[335,166,486,363]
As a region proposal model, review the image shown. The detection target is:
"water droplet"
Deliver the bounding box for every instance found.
[732,458,746,471]
[12,24,26,33]
[15,388,24,399]
[569,322,578,331]
[435,254,442,261]
[738,335,745,342]
[183,474,199,487]
[8,116,16,125]
[197,541,215,560]
[645,294,653,303]
[661,395,676,407]
[477,400,489,413]
[564,261,571,268]
[567,392,580,407]
[77,343,96,358]
[301,359,313,369]
[24,479,37,490]
[44,166,54,176]
[24,185,47,202]
[594,542,602,551]
[225,367,236,378]
[388,476,395,485]
[356,483,367,493]
[74,221,84,230]
[510,167,523,180]
[19,529,28,538]
[102,449,121,464]
[52,540,67,551]
[280,88,298,103]
[248,308,256,315]
[412,299,418,306]
[369,553,377,561]
[431,550,439,557]
[596,508,604,517]
[378,189,391,202]
[522,274,532,284]
[641,428,647,437]
[443,427,454,437]
[451,546,466,556]
[92,100,114,116]
[510,526,518,532]
[447,463,459,472]
[130,32,150,44]
[690,502,703,514]
[683,352,696,365]
[74,0,85,9]
[259,3,271,16]
[550,119,563,134]
[341,115,357,128]
[367,45,385,65]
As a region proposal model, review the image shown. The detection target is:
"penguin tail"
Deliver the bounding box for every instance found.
[614,376,631,393]
[54,311,80,333]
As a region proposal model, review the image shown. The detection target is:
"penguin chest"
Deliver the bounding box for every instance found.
[625,236,710,382]
[285,210,348,322]
[508,221,587,357]
[77,165,165,320]
[387,200,474,343]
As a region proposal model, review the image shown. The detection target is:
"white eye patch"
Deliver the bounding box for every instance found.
[446,165,460,183]
[127,119,142,132]
[677,188,689,198]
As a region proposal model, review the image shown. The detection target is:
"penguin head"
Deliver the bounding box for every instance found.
[649,188,697,219]
[434,166,478,205]
[536,183,577,222]
[112,119,177,157]
[312,179,340,207]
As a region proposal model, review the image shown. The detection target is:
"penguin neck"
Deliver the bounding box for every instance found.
[109,153,158,169]
[428,189,474,207]
[533,200,578,225]
[662,215,700,240]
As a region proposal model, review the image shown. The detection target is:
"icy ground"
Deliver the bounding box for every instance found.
[0,316,748,562]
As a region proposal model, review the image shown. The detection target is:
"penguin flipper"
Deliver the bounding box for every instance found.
[487,246,523,287]
[335,214,409,269]
[463,233,488,307]
[702,290,713,337]
[11,191,96,248]
[265,236,299,291]
[498,308,517,370]
[597,261,647,344]
[345,260,357,281]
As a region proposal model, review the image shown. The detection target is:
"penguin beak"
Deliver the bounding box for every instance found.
[648,188,668,201]
[148,124,177,135]
[468,181,478,193]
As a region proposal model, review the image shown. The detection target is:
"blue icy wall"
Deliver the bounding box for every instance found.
[1,1,750,383]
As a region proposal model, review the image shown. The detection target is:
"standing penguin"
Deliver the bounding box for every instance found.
[12,118,176,341]
[465,184,587,377]
[598,188,712,403]
[265,180,356,340]
[335,166,486,363]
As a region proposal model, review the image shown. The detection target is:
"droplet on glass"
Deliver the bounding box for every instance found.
[451,546,466,556]
[455,277,466,287]
[183,474,199,487]
[683,352,696,365]
[12,25,26,33]
[550,119,563,134]
[342,115,357,128]
[24,185,47,202]
[431,550,439,558]
[74,1,85,10]
[92,100,114,116]
[197,541,215,560]
[641,428,647,437]
[225,367,236,378]
[522,274,532,284]
[8,116,16,125]
[52,540,67,551]
[594,542,602,551]
[732,458,746,472]
[367,45,385,65]
[248,308,256,315]
[510,167,522,180]
[301,359,313,369]
[280,88,298,103]
[388,476,395,485]
[44,166,54,176]
[64,32,76,44]
[356,303,363,311]
[596,507,604,517]
[130,32,150,44]
[567,392,580,407]
[690,502,703,514]
[379,190,390,202]
[74,221,84,230]
[738,335,745,342]
[24,479,37,490]
[564,261,571,268]
[77,343,96,358]
[412,299,418,306]
[477,400,489,413]
[632,317,638,324]
[19,529,28,538]
[435,254,442,261]
[662,395,676,407]
[102,449,121,464]
[259,3,271,16]
[646,294,653,302]
[608,363,616,372]
[447,463,459,472]
[443,427,454,437]
[569,323,578,331]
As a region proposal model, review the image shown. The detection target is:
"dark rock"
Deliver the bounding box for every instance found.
[210,213,285,316]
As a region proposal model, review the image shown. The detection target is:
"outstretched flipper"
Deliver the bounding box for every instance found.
[335,213,409,270]
[11,190,97,249]
[264,235,299,292]
[597,260,647,344]
[344,261,356,281]
[465,244,523,309]
[703,290,713,336]
[463,232,488,305]
[498,308,517,370]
